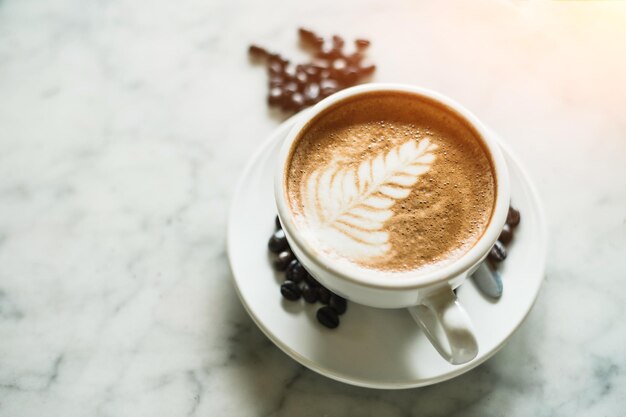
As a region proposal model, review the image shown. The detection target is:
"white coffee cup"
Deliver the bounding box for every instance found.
[274,84,510,365]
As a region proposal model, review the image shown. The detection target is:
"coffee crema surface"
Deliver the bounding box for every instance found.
[285,92,496,274]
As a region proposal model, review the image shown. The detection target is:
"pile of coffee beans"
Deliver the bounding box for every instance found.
[249,28,376,113]
[268,216,348,329]
[488,206,521,263]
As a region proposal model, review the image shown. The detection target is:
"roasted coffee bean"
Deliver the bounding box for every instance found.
[273,250,294,271]
[304,83,320,103]
[355,38,370,50]
[295,71,308,86]
[267,60,284,75]
[342,67,360,85]
[285,259,300,281]
[488,240,507,262]
[311,60,330,70]
[298,27,318,44]
[248,44,268,59]
[320,79,339,90]
[281,280,301,301]
[275,215,281,229]
[320,79,339,96]
[332,35,345,48]
[317,306,339,329]
[283,65,297,80]
[285,259,309,283]
[301,283,318,303]
[303,65,321,80]
[317,286,331,304]
[507,206,521,227]
[499,223,513,245]
[329,294,347,315]
[284,81,298,95]
[332,58,347,73]
[268,87,284,105]
[268,229,288,253]
[290,93,305,110]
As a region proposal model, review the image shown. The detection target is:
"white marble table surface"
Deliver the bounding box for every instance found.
[1,0,625,415]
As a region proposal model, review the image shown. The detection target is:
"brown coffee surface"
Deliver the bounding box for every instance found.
[285,91,496,273]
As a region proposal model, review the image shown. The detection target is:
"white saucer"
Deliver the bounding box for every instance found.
[227,115,547,389]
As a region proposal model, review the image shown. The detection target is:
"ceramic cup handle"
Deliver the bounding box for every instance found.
[408,287,478,365]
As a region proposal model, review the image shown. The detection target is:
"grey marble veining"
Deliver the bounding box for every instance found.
[0,0,625,415]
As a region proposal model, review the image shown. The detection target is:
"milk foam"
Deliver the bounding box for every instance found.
[299,138,438,262]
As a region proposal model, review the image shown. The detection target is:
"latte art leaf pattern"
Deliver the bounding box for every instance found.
[301,138,438,260]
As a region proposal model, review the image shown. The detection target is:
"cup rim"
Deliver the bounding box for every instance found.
[274,83,510,290]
